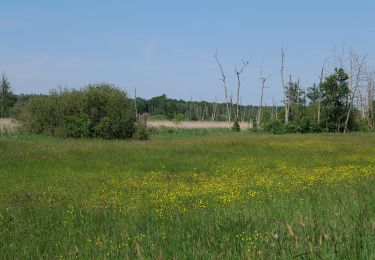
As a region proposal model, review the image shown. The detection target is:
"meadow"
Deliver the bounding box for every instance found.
[0,131,374,259]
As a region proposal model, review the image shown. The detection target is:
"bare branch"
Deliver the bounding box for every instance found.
[234,59,249,121]
[317,58,329,124]
[214,49,231,122]
[235,60,249,75]
[281,47,288,124]
[214,48,226,83]
[257,65,275,127]
[344,51,367,132]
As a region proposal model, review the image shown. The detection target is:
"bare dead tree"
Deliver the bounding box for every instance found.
[344,51,367,133]
[281,47,288,124]
[372,70,375,125]
[202,102,208,120]
[234,59,249,121]
[358,82,366,119]
[257,65,275,127]
[134,88,138,119]
[212,98,218,121]
[239,98,244,121]
[0,79,3,119]
[336,45,346,69]
[229,94,233,120]
[189,95,192,119]
[333,46,337,69]
[318,59,328,124]
[272,97,278,121]
[215,49,231,122]
[271,99,275,120]
[138,112,149,126]
[358,68,374,121]
[366,70,374,129]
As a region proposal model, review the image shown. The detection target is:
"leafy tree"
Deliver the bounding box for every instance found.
[231,120,240,131]
[320,68,350,132]
[286,81,305,105]
[306,84,320,104]
[285,80,305,127]
[306,84,321,124]
[21,83,136,139]
[0,74,17,118]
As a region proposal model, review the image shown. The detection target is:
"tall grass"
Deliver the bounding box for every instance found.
[0,133,374,258]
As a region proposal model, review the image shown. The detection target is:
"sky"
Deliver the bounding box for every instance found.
[1,1,374,105]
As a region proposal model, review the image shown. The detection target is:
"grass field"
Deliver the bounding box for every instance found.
[0,132,374,258]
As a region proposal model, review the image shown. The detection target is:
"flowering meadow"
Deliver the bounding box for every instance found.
[0,133,374,258]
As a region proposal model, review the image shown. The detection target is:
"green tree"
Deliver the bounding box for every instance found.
[306,84,320,104]
[21,83,136,139]
[306,84,321,124]
[320,68,350,132]
[0,74,16,118]
[285,79,305,127]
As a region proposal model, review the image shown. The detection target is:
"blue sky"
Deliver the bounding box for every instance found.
[1,1,374,105]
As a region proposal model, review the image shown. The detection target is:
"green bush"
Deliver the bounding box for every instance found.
[62,113,91,138]
[265,121,298,134]
[190,112,198,121]
[309,122,323,133]
[266,119,325,134]
[231,120,240,132]
[264,120,280,133]
[134,123,150,140]
[20,83,136,139]
[172,113,184,124]
[346,110,369,132]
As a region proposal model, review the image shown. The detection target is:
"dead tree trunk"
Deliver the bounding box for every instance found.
[257,79,266,127]
[366,71,374,129]
[318,59,328,125]
[134,88,138,119]
[257,67,275,127]
[358,87,366,119]
[281,47,288,124]
[273,98,278,121]
[235,60,249,121]
[229,95,233,120]
[211,98,218,121]
[344,53,366,133]
[189,96,192,119]
[215,49,231,122]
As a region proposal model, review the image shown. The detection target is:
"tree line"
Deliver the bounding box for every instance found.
[210,47,375,133]
[1,46,374,137]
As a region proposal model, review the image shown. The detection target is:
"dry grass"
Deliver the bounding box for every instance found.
[0,118,252,135]
[148,120,252,129]
[0,118,18,134]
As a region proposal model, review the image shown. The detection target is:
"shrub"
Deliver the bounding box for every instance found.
[20,83,136,139]
[266,119,325,134]
[61,113,91,138]
[265,121,298,134]
[172,113,184,124]
[309,122,323,133]
[264,120,280,133]
[134,123,150,140]
[298,117,311,133]
[190,112,198,121]
[231,120,240,132]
